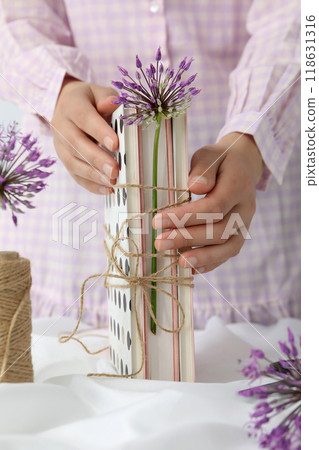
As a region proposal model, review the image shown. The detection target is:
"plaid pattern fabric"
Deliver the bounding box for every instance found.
[0,0,300,328]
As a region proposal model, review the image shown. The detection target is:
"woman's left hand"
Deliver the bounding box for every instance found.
[152,133,264,274]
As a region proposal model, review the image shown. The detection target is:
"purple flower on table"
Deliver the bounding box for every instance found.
[111,46,200,127]
[238,328,301,449]
[0,122,56,225]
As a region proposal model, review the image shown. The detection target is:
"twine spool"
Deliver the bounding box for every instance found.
[0,251,33,382]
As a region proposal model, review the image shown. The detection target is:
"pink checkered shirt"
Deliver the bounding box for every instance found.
[0,0,301,328]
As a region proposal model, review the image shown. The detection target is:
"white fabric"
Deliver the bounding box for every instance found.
[0,316,300,450]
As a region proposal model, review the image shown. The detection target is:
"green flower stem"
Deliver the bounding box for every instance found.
[151,113,162,335]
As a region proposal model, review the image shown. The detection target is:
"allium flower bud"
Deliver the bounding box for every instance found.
[155,47,161,61]
[112,81,124,90]
[136,55,142,68]
[117,66,128,76]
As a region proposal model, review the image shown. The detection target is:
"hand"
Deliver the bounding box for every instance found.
[51,76,120,194]
[152,133,264,274]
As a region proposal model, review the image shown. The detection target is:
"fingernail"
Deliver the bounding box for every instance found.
[103,162,116,178]
[153,214,170,229]
[197,266,206,273]
[189,176,209,185]
[184,256,198,268]
[155,234,174,251]
[104,136,114,151]
[100,173,110,185]
[99,186,108,195]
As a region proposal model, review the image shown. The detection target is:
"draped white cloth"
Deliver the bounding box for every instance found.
[0,316,300,450]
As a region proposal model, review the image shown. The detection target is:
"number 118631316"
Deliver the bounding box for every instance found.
[305,15,316,82]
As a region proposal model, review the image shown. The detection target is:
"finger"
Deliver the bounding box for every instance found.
[153,163,250,231]
[177,248,227,272]
[71,100,119,152]
[66,155,116,187]
[153,196,223,230]
[70,173,114,195]
[154,197,251,247]
[96,94,119,117]
[178,233,245,268]
[192,261,227,274]
[187,147,224,195]
[55,126,119,180]
[154,204,248,251]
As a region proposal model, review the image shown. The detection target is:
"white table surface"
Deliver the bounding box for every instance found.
[0,316,300,450]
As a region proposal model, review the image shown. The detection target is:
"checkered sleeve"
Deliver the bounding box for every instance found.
[216,0,301,190]
[0,0,93,122]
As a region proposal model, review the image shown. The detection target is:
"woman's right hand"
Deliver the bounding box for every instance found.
[51,77,120,194]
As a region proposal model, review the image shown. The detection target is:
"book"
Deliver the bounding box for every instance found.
[104,105,195,381]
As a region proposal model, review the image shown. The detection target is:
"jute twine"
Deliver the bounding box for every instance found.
[0,251,33,382]
[60,183,194,378]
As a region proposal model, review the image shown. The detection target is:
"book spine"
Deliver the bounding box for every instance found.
[165,119,180,381]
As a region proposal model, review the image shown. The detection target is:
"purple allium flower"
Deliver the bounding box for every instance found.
[14,165,25,174]
[238,328,301,449]
[179,56,187,69]
[12,213,17,226]
[21,133,31,146]
[7,138,16,151]
[1,196,7,210]
[39,158,56,168]
[135,55,142,69]
[28,149,41,162]
[111,48,200,127]
[145,68,152,79]
[111,48,200,335]
[112,81,124,90]
[184,57,194,71]
[155,46,161,61]
[0,123,56,225]
[118,65,128,76]
[251,349,265,359]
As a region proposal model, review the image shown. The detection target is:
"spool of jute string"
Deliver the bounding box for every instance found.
[0,251,33,382]
[60,183,194,378]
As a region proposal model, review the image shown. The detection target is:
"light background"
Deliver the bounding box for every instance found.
[0,98,23,125]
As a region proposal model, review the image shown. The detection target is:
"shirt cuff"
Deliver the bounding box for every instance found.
[39,67,67,123]
[37,52,94,123]
[216,111,290,191]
